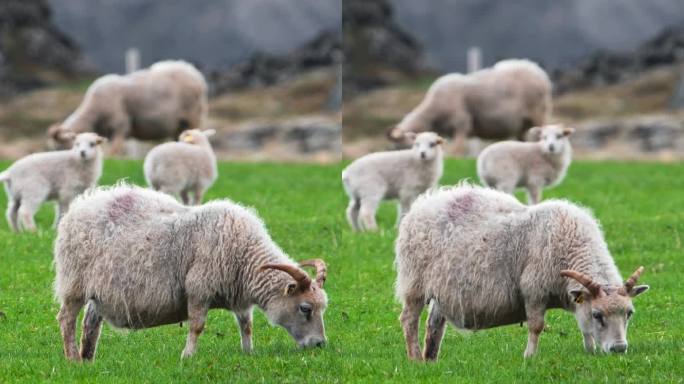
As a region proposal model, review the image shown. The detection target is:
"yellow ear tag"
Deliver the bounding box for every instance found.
[182,136,194,143]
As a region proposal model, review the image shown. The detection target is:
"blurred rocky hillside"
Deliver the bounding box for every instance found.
[0,0,90,98]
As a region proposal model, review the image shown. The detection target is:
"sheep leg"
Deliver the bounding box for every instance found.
[180,190,190,205]
[523,306,546,358]
[423,302,447,361]
[181,300,209,358]
[6,198,19,232]
[359,196,381,232]
[79,301,103,361]
[526,186,542,205]
[53,198,70,229]
[397,196,414,227]
[108,134,126,157]
[18,196,44,232]
[234,309,253,353]
[346,199,360,231]
[57,299,84,361]
[400,297,424,361]
[193,185,204,205]
[495,181,516,195]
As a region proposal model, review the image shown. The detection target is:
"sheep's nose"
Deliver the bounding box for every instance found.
[80,150,86,158]
[549,144,555,152]
[610,343,628,353]
[315,340,326,348]
[420,152,426,159]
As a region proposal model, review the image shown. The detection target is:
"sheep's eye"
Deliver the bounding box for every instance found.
[299,303,312,315]
[429,142,436,148]
[556,134,562,139]
[592,311,605,325]
[90,142,96,147]
[626,309,634,319]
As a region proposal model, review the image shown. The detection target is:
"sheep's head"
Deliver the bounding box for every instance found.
[561,267,649,354]
[48,124,76,150]
[179,129,215,145]
[528,124,574,154]
[260,259,328,348]
[72,132,106,160]
[409,132,443,161]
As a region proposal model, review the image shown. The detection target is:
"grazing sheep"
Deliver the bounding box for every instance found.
[342,132,444,231]
[388,59,552,155]
[143,129,217,205]
[54,184,328,361]
[49,60,208,154]
[395,184,649,361]
[0,132,105,232]
[477,124,574,204]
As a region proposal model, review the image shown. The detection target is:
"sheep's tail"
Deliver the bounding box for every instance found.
[0,171,9,182]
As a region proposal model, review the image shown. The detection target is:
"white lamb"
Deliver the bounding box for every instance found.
[342,132,444,231]
[0,132,105,231]
[477,124,574,204]
[143,129,217,205]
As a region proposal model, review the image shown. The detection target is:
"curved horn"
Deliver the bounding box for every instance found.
[560,270,603,297]
[299,259,327,288]
[624,266,644,293]
[260,263,311,290]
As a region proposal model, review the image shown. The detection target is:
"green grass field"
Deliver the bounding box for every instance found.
[0,159,682,383]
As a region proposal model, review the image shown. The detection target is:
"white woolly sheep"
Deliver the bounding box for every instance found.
[54,184,329,361]
[389,59,552,154]
[49,60,208,154]
[342,132,444,231]
[143,128,217,205]
[477,124,574,204]
[395,184,649,361]
[0,132,105,232]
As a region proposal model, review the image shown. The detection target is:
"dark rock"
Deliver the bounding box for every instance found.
[216,117,341,155]
[630,119,683,152]
[209,30,341,96]
[0,0,88,97]
[342,0,429,97]
[553,27,684,94]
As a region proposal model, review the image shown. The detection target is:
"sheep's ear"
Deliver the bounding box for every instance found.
[562,127,575,137]
[435,136,444,145]
[404,132,416,142]
[629,285,649,298]
[95,136,108,145]
[202,129,216,137]
[569,289,588,304]
[526,127,542,141]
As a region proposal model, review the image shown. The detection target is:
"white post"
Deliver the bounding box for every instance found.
[467,46,482,73]
[125,48,140,73]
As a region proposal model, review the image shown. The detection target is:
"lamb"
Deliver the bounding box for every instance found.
[395,184,649,361]
[342,132,444,231]
[48,60,208,154]
[477,124,574,204]
[0,132,105,232]
[143,128,217,205]
[53,184,328,361]
[388,59,552,154]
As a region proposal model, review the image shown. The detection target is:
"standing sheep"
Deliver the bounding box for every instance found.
[342,132,444,231]
[49,60,208,154]
[54,184,329,361]
[0,132,105,232]
[143,128,217,205]
[388,59,552,155]
[395,184,649,361]
[477,124,574,204]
